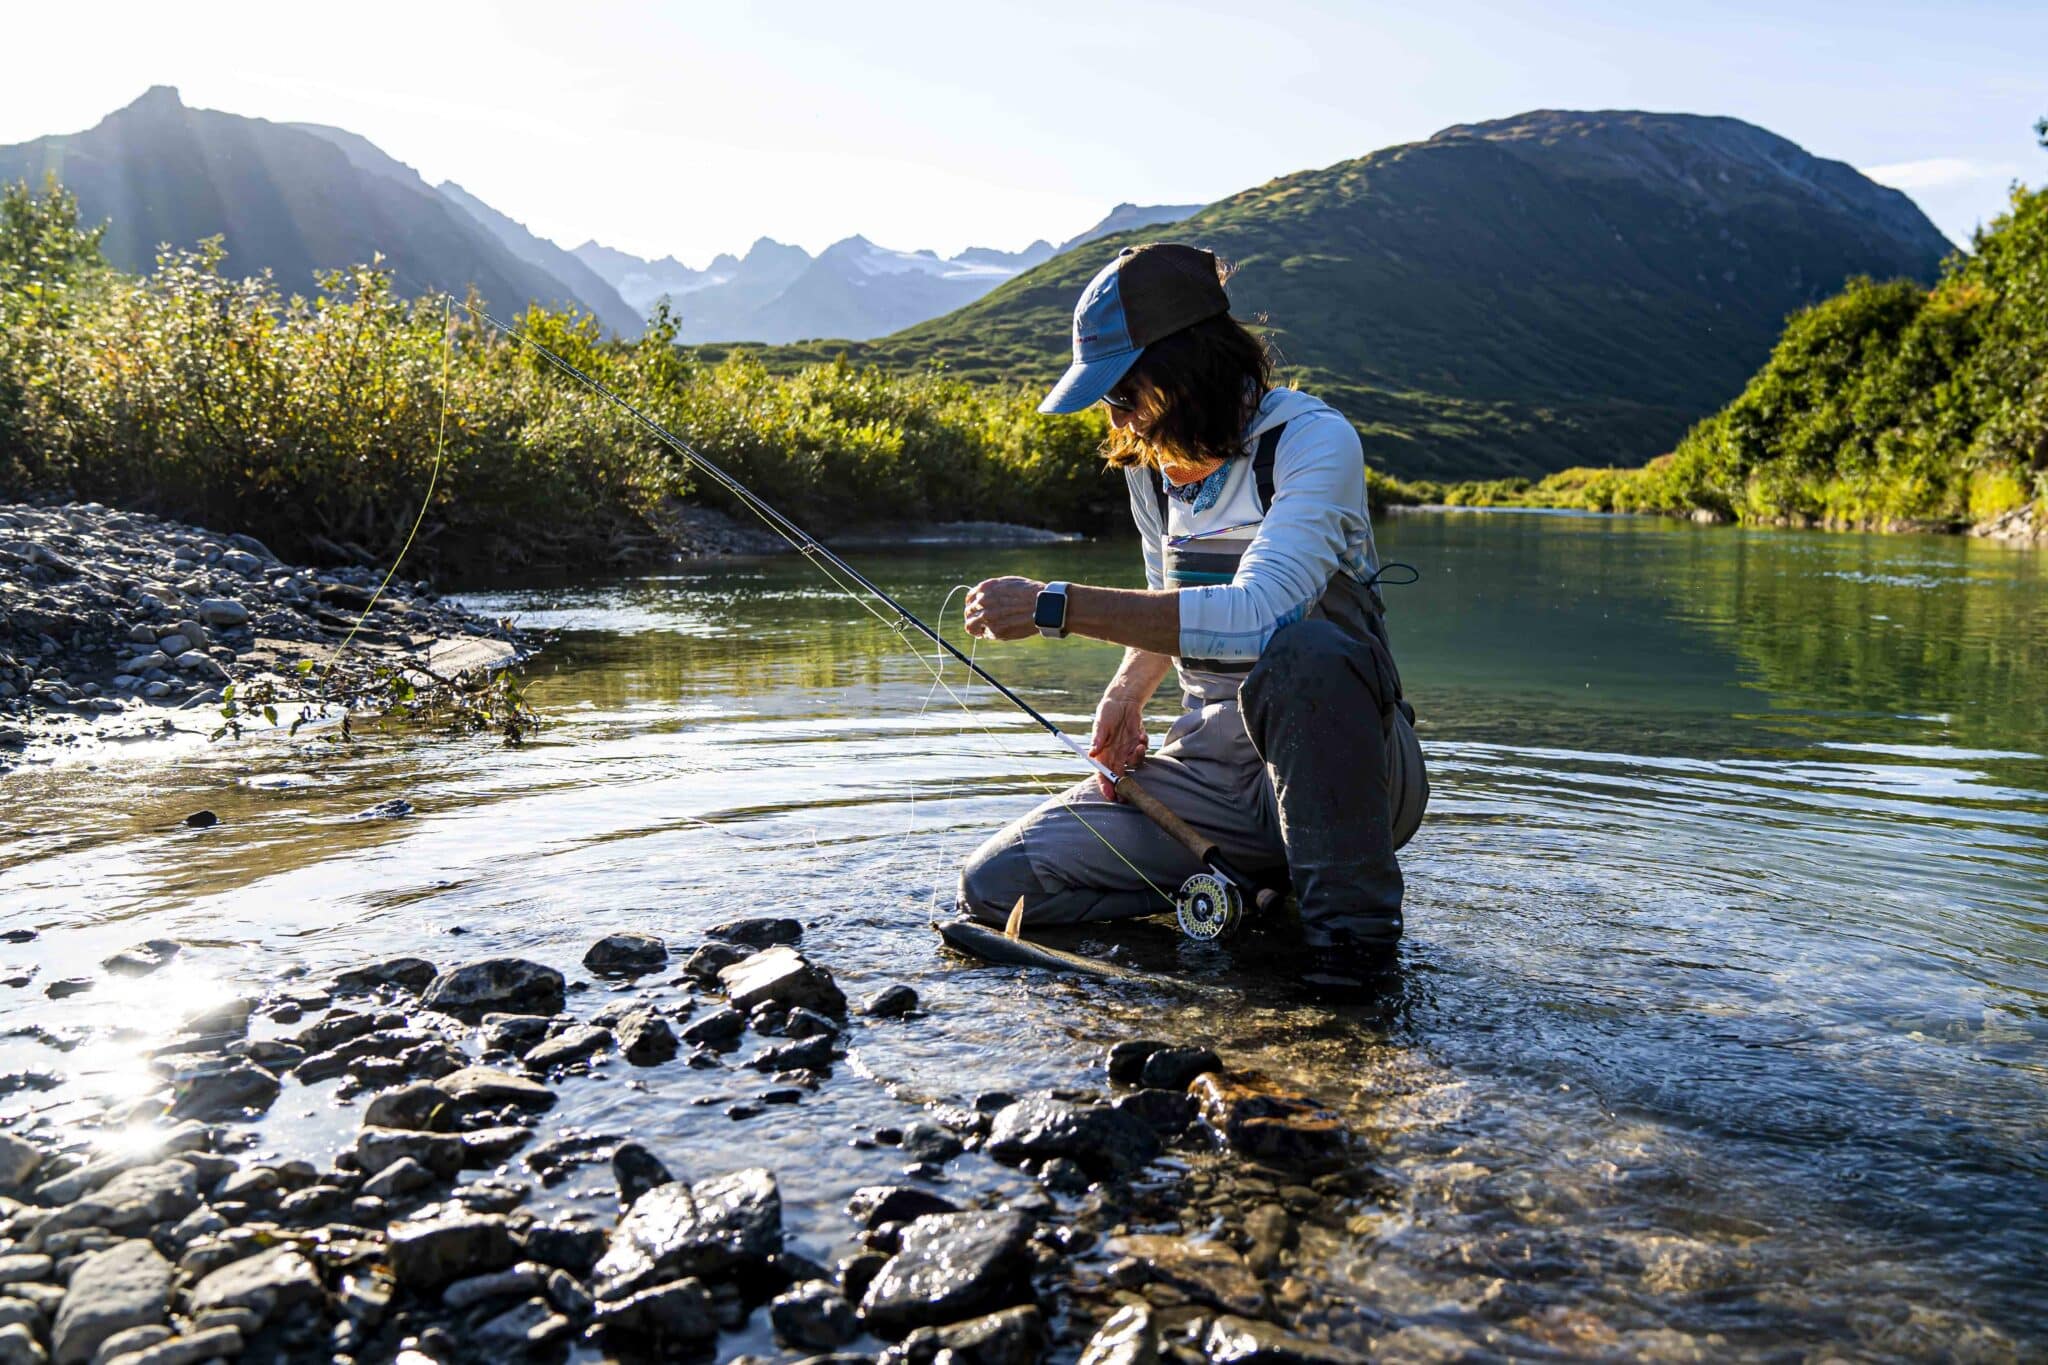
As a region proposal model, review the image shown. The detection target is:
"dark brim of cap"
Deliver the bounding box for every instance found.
[1037,346,1143,415]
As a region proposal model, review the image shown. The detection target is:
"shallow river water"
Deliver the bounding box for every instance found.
[5,510,2046,1360]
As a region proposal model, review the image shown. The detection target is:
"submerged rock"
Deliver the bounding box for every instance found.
[1204,1315,1366,1365]
[858,1210,1035,1337]
[51,1240,172,1365]
[985,1095,1158,1178]
[420,958,565,1020]
[101,940,181,978]
[719,946,846,1017]
[1188,1073,1348,1168]
[1079,1304,1158,1365]
[583,934,667,976]
[592,1168,782,1300]
[1107,1235,1264,1316]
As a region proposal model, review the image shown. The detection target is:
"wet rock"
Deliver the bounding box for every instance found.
[749,1034,835,1073]
[706,917,802,948]
[679,943,749,985]
[29,1162,198,1248]
[366,1065,556,1131]
[419,958,565,1020]
[187,1246,321,1325]
[618,1009,678,1066]
[846,1186,959,1231]
[275,1183,352,1223]
[51,1241,172,1365]
[771,1280,858,1350]
[858,1211,1035,1337]
[460,1126,535,1167]
[592,1277,715,1341]
[543,1267,593,1319]
[475,1296,572,1350]
[782,1006,840,1039]
[230,1039,303,1069]
[100,941,180,978]
[332,957,437,995]
[719,946,846,1017]
[592,1167,782,1300]
[387,1208,522,1290]
[1107,1236,1263,1316]
[861,984,918,1018]
[1137,1046,1220,1091]
[1078,1305,1157,1365]
[293,1026,442,1082]
[44,980,92,1001]
[986,1096,1159,1178]
[355,1128,465,1179]
[362,1157,437,1201]
[523,1024,612,1072]
[1187,1074,1347,1169]
[898,1121,963,1165]
[290,1008,401,1054]
[1203,1316,1364,1365]
[180,811,218,830]
[522,1214,609,1276]
[1244,1204,1293,1276]
[612,1143,674,1208]
[680,1006,746,1050]
[0,1134,40,1190]
[1105,1040,1172,1085]
[480,1013,554,1054]
[1113,1089,1199,1138]
[583,934,668,976]
[897,1305,1047,1365]
[444,1262,545,1310]
[165,1207,227,1250]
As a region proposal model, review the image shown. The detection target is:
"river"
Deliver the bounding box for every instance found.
[4,510,2045,1360]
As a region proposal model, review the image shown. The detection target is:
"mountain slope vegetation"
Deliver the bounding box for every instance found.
[718,112,1950,481]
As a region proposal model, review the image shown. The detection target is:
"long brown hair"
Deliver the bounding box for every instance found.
[1101,309,1275,471]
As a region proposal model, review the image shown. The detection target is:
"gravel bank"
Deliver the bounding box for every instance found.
[0,502,534,770]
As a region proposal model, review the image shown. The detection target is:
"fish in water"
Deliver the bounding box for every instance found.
[933,916,1150,979]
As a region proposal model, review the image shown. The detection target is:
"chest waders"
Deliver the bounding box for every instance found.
[1150,422,1430,939]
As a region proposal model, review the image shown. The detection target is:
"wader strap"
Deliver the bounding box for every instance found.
[1153,422,1288,526]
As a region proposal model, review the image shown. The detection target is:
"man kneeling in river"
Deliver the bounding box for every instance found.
[957,243,1427,971]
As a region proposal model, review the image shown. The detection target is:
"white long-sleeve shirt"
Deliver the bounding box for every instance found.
[1123,387,1382,702]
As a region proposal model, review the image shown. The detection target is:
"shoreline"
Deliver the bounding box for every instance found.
[0,502,536,773]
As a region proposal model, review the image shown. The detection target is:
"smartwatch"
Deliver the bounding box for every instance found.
[1033,582,1071,639]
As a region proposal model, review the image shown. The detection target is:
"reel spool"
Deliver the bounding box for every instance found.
[1174,870,1244,941]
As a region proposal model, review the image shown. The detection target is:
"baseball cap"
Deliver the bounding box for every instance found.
[1038,243,1231,414]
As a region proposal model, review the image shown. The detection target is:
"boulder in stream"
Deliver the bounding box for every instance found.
[583,934,667,976]
[858,1210,1035,1337]
[420,959,565,1020]
[718,946,846,1017]
[592,1168,782,1300]
[985,1095,1158,1178]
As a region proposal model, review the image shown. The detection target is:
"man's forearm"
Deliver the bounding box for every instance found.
[1065,584,1181,656]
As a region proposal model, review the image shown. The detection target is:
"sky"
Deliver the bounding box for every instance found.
[5,0,2043,265]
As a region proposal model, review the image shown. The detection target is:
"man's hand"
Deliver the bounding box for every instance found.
[1088,690,1149,801]
[964,576,1046,641]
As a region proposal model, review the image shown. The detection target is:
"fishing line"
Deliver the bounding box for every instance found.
[414,291,1179,914]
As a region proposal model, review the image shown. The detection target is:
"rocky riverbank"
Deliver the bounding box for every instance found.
[0,920,1375,1365]
[0,503,535,770]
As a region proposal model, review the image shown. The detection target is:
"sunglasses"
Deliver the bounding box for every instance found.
[1101,381,1137,411]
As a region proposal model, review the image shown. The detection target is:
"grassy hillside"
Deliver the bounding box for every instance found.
[696,111,1950,482]
[1431,164,2047,533]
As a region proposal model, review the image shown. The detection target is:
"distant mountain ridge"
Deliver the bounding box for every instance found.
[732,111,1952,480]
[0,87,615,327]
[573,202,1201,343]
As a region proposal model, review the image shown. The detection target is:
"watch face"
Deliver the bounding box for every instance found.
[1032,591,1064,630]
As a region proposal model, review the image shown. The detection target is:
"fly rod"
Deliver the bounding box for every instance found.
[456,297,1265,939]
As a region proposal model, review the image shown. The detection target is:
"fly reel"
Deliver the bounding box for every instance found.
[1174,870,1244,941]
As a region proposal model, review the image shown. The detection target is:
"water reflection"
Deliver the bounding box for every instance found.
[3,513,2044,1359]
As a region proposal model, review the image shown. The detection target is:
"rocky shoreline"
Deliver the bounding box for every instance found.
[0,503,535,771]
[0,920,1373,1365]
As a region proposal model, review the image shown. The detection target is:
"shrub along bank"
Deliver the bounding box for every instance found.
[0,179,1115,573]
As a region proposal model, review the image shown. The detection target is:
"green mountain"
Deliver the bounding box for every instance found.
[0,87,616,327]
[726,112,1951,480]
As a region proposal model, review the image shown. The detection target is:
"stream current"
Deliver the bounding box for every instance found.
[4,510,2045,1360]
